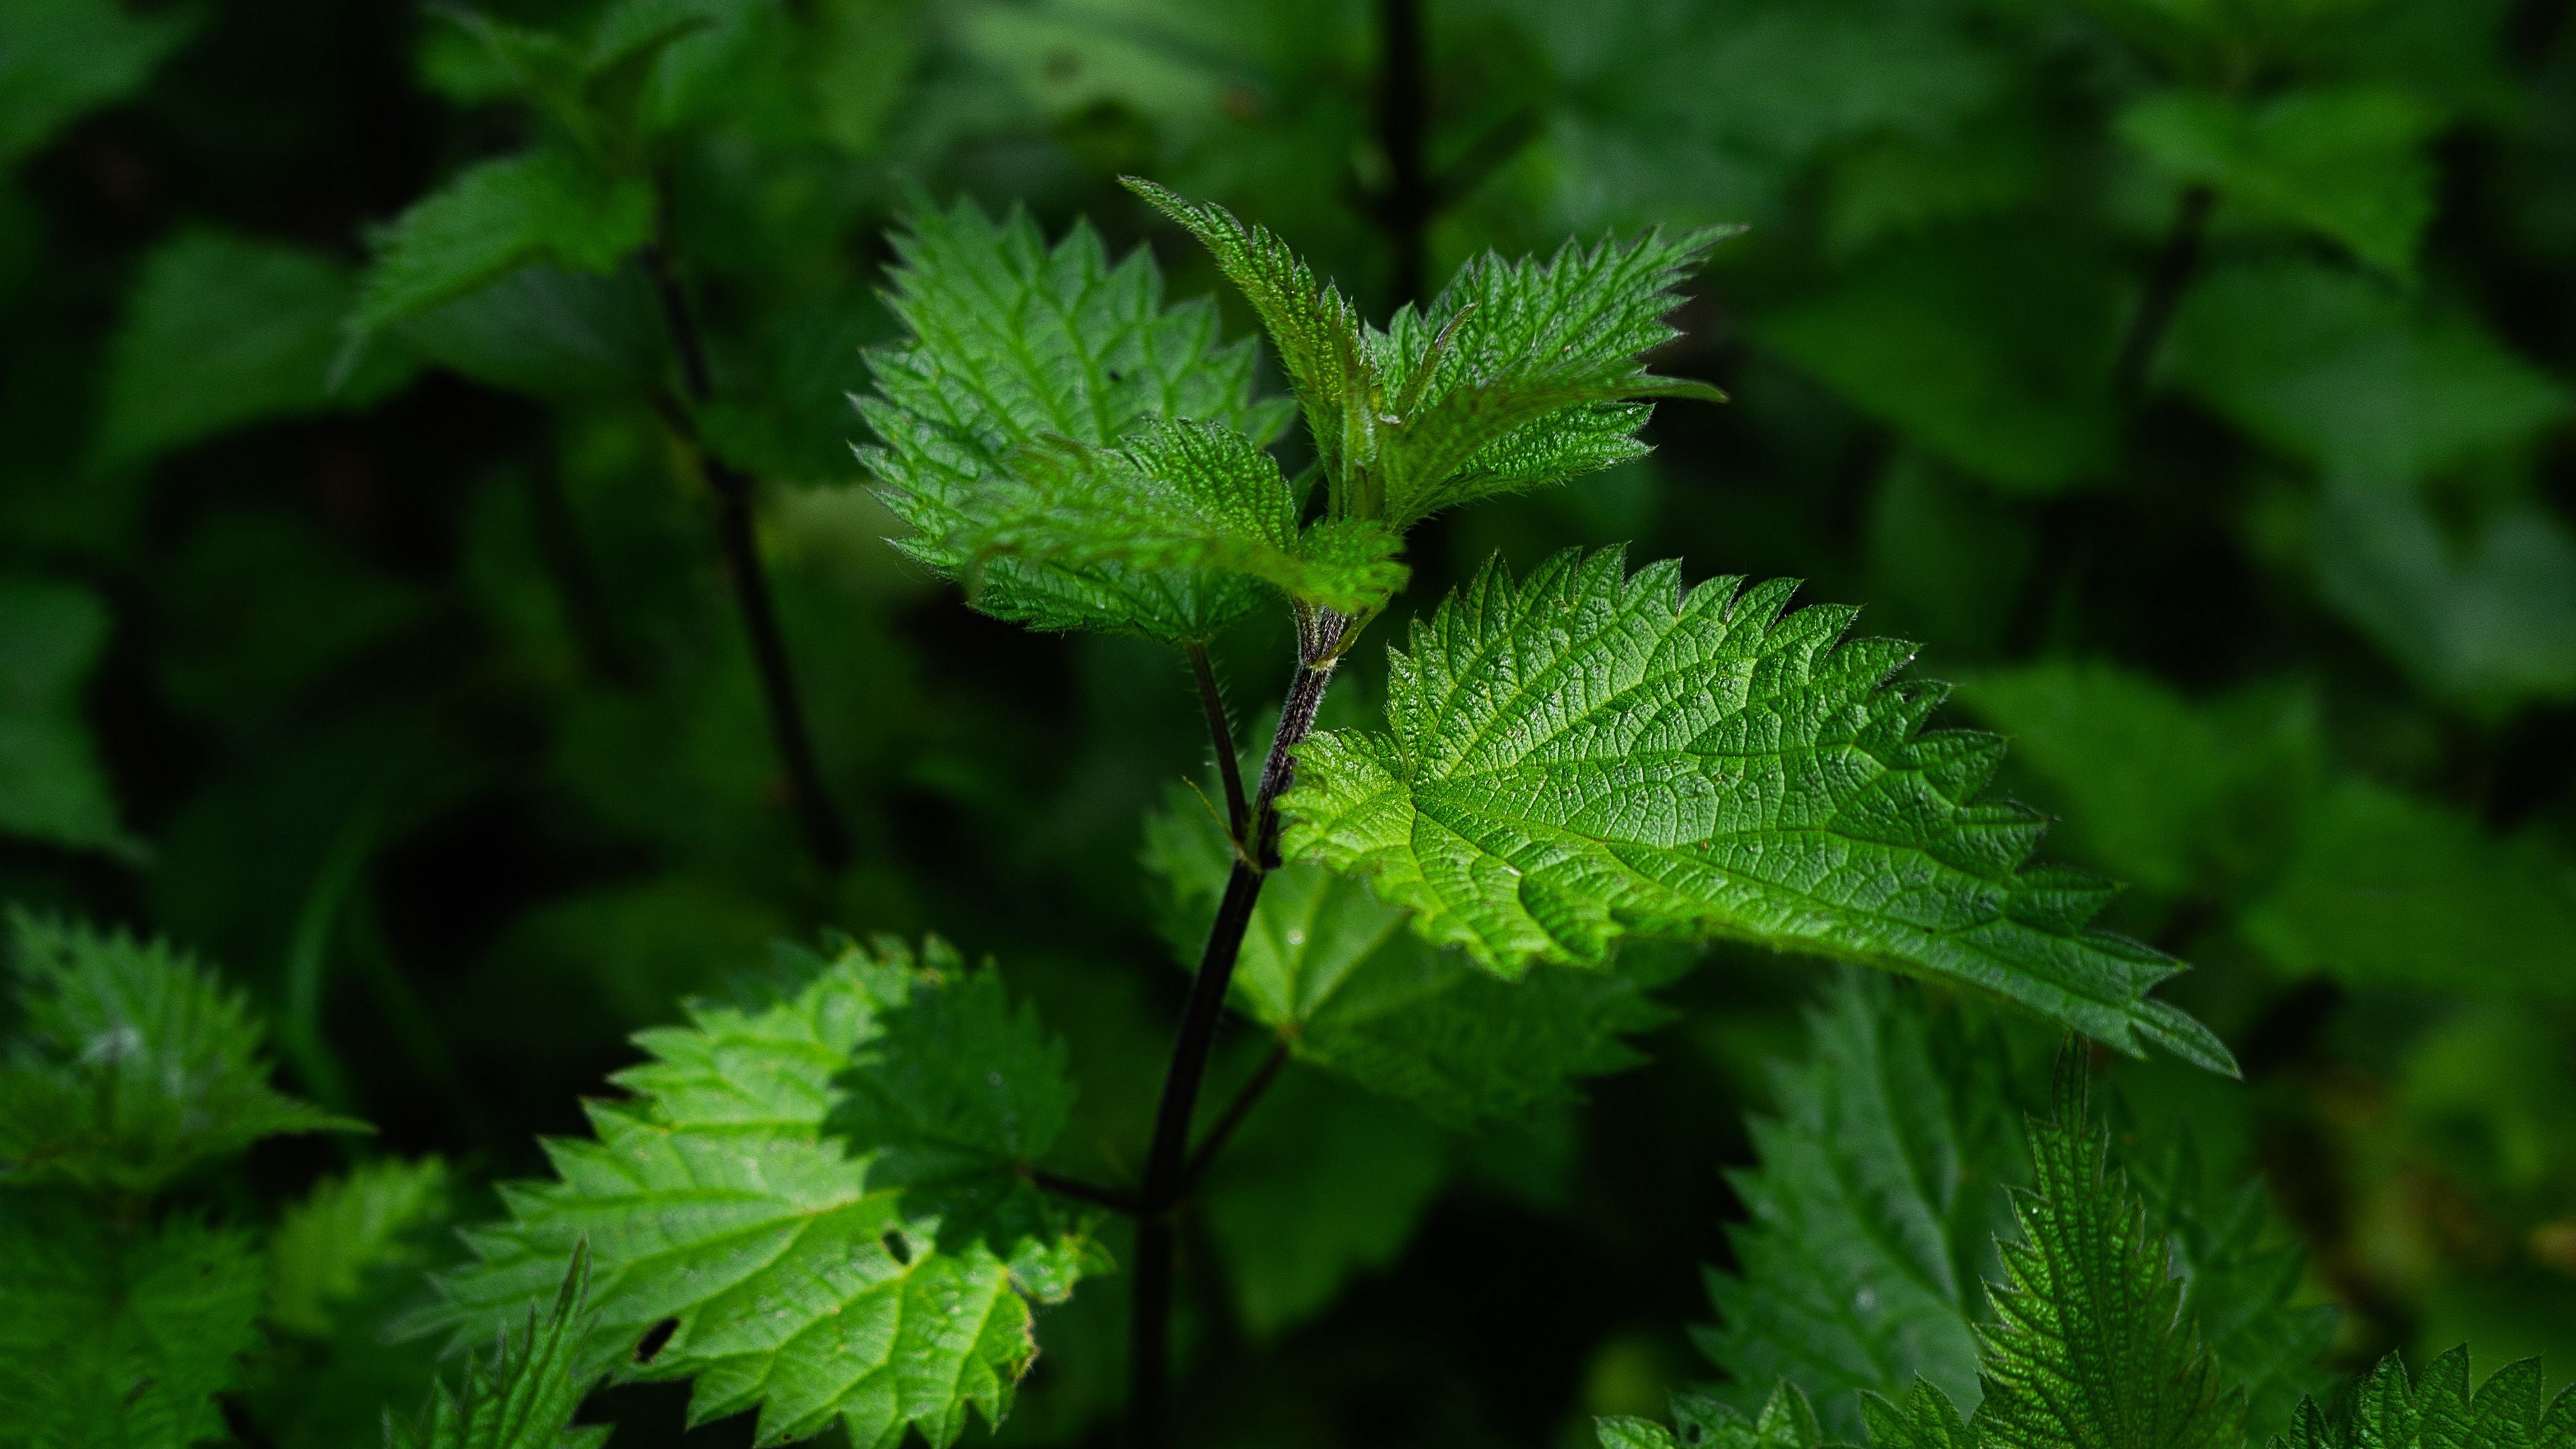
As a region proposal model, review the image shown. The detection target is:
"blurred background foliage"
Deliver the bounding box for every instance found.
[2,0,2573,1442]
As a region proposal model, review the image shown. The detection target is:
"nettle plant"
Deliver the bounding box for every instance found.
[9,180,2575,1449]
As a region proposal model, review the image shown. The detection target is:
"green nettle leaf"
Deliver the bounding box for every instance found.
[2122,1135,2337,1438]
[1955,663,2320,902]
[959,417,1409,616]
[2163,260,2569,488]
[1963,1062,2241,1449]
[2266,1346,2575,1449]
[97,229,417,467]
[402,936,1104,1449]
[828,960,1104,1301]
[1281,549,2235,1073]
[857,197,1294,642]
[1697,972,2026,1441]
[0,0,199,166]
[2119,87,2440,278]
[0,913,360,1191]
[356,150,654,333]
[1199,1068,1450,1336]
[391,1247,610,1449]
[0,1191,266,1448]
[1143,788,1674,1126]
[1705,976,2330,1442]
[1129,177,1725,526]
[0,577,137,857]
[2306,484,2576,714]
[2237,780,2576,999]
[267,1157,454,1338]
[1757,231,2121,495]
[1598,1384,1831,1449]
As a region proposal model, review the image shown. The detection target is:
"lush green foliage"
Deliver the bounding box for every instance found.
[5,0,2575,1444]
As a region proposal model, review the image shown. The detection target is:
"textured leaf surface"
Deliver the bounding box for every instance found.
[1281,549,2233,1071]
[404,937,1103,1449]
[391,1248,610,1449]
[1969,1062,2241,1449]
[2266,1346,2574,1449]
[0,1191,264,1449]
[1143,788,1672,1126]
[98,229,417,466]
[268,1157,454,1337]
[829,959,1102,1301]
[959,418,1407,614]
[1697,972,2025,1440]
[356,150,653,331]
[859,197,1293,641]
[0,913,358,1191]
[1129,178,1723,524]
[0,0,197,166]
[1599,1385,1830,1449]
[2120,87,2438,278]
[0,578,135,855]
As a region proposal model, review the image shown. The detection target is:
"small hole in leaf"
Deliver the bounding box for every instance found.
[1684,1428,1702,1444]
[635,1318,680,1364]
[882,1230,913,1265]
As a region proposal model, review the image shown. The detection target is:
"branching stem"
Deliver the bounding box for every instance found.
[1186,642,1249,841]
[1131,610,1349,1449]
[1180,1039,1291,1197]
[641,242,852,873]
[1020,1166,1142,1216]
[2112,184,2214,402]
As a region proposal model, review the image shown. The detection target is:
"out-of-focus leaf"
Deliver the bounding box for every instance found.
[2307,484,2576,714]
[97,229,417,467]
[1955,663,2321,901]
[396,264,669,400]
[0,0,199,166]
[2239,781,2576,998]
[1758,232,2121,494]
[2121,87,2439,278]
[0,1193,264,1448]
[2164,260,2569,486]
[267,1157,455,1338]
[1200,1067,1449,1336]
[0,576,135,856]
[356,150,654,333]
[1479,0,2002,231]
[1825,117,2045,260]
[0,913,362,1191]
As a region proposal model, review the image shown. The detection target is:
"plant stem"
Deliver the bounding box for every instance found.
[1180,1039,1291,1196]
[1373,0,1431,307]
[1130,610,1348,1449]
[641,244,851,872]
[1185,642,1248,842]
[1020,1167,1142,1216]
[2111,184,2213,402]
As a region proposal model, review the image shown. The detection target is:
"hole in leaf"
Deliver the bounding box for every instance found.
[635,1318,680,1364]
[1684,1428,1702,1445]
[882,1229,914,1265]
